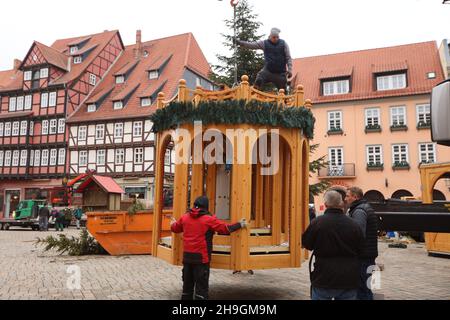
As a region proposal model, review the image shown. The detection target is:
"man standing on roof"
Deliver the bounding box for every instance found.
[236,28,293,92]
[171,196,247,300]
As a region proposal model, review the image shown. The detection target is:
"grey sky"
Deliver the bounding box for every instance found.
[0,0,449,71]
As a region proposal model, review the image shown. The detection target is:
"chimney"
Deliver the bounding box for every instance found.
[135,30,142,59]
[13,59,22,70]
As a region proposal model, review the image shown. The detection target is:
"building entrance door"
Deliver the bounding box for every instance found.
[5,190,20,218]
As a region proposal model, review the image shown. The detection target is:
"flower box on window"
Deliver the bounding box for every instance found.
[367,163,384,171]
[365,124,382,133]
[417,121,431,130]
[392,161,410,170]
[390,124,408,132]
[327,127,343,135]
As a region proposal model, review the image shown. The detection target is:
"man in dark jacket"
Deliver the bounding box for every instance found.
[171,196,247,300]
[38,203,50,232]
[237,28,293,92]
[346,187,379,300]
[302,190,364,300]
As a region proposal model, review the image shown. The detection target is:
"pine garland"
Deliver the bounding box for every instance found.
[151,100,316,139]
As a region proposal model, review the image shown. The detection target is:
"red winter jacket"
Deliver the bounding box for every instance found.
[171,208,242,264]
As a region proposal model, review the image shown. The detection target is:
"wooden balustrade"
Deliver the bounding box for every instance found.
[157,75,310,108]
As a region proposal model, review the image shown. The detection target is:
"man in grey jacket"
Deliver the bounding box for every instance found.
[236,28,293,92]
[346,187,379,300]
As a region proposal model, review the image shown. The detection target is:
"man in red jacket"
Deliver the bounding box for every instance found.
[171,196,247,300]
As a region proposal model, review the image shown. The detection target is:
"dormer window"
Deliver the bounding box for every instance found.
[40,68,49,79]
[376,73,406,91]
[87,104,97,113]
[427,72,436,79]
[148,70,159,80]
[73,56,82,64]
[70,46,78,54]
[113,101,123,110]
[115,75,125,84]
[141,97,151,107]
[323,79,350,96]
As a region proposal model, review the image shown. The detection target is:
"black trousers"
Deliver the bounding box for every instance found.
[182,263,210,300]
[255,68,287,92]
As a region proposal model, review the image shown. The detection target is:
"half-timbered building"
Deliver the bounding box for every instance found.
[67,31,214,208]
[0,30,124,217]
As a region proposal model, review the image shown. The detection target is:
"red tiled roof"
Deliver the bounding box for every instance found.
[71,44,98,56]
[76,175,124,194]
[67,32,211,123]
[33,42,69,71]
[114,61,139,76]
[0,111,33,119]
[0,69,22,91]
[138,78,168,98]
[111,84,140,101]
[292,41,445,104]
[67,36,92,47]
[146,54,172,71]
[86,86,114,104]
[319,67,353,80]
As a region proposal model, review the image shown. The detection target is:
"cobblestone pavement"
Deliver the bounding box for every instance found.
[0,228,449,300]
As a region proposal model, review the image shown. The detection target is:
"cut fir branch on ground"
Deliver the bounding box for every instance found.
[35,228,107,256]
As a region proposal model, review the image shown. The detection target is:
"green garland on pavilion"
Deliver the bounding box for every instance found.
[150,100,316,139]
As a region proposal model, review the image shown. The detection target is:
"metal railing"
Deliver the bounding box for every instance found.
[318,163,356,178]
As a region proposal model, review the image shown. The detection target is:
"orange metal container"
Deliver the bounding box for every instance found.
[87,211,172,256]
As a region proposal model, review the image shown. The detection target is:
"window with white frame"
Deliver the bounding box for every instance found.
[97,150,106,165]
[34,150,40,167]
[49,119,57,134]
[95,124,105,139]
[87,104,96,113]
[4,122,11,136]
[392,144,409,165]
[328,147,344,176]
[73,56,82,64]
[115,149,125,165]
[366,145,383,166]
[148,70,159,80]
[134,148,144,164]
[20,121,27,136]
[20,150,27,167]
[416,104,431,126]
[41,93,49,108]
[390,106,406,127]
[419,143,436,164]
[113,101,123,110]
[24,95,32,110]
[79,151,88,166]
[29,121,34,136]
[4,151,11,166]
[58,119,65,134]
[12,122,20,136]
[133,122,143,137]
[89,73,96,86]
[328,111,343,131]
[78,126,87,141]
[58,149,65,165]
[114,123,123,138]
[40,68,49,79]
[12,150,20,167]
[323,79,350,96]
[0,151,4,166]
[9,97,16,111]
[41,150,49,166]
[115,75,125,84]
[365,108,381,127]
[24,71,32,81]
[49,149,57,166]
[16,96,24,111]
[42,120,49,135]
[164,150,172,172]
[0,123,3,136]
[29,150,34,167]
[70,46,78,54]
[141,97,151,107]
[377,73,407,91]
[49,92,57,107]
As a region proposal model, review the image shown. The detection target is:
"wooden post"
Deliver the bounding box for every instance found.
[178,79,188,102]
[239,75,251,102]
[206,164,217,214]
[271,148,283,245]
[277,89,286,109]
[295,85,304,107]
[156,92,165,109]
[254,162,264,227]
[305,99,312,109]
[152,132,166,256]
[194,85,203,107]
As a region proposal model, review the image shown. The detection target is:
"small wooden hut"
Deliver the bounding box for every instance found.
[76,174,124,211]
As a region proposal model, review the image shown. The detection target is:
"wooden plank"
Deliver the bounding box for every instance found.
[271,149,283,245]
[248,254,292,270]
[206,164,217,214]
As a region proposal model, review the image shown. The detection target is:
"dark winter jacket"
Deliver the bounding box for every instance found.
[302,208,365,290]
[38,206,50,218]
[348,199,379,260]
[171,208,242,264]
